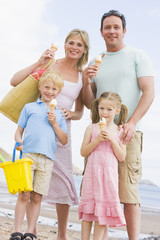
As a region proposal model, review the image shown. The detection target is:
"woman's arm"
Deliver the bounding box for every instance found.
[81,125,105,157]
[60,90,84,120]
[10,48,55,86]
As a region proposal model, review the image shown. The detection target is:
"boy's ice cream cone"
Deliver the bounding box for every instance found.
[95,55,102,75]
[50,99,57,113]
[51,43,58,52]
[99,117,106,131]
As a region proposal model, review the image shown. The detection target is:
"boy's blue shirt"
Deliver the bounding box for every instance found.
[18,98,68,160]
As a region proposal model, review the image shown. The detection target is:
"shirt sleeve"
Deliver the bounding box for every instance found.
[135,50,154,78]
[59,115,68,134]
[17,105,28,129]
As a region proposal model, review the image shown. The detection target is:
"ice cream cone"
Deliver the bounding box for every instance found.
[99,117,106,131]
[95,55,102,75]
[51,43,58,52]
[50,99,57,113]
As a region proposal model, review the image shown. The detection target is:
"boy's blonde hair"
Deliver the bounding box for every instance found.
[65,29,89,72]
[91,92,129,125]
[39,70,64,92]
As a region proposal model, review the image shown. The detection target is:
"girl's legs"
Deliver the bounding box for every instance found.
[56,203,70,240]
[26,191,42,234]
[15,191,31,232]
[93,221,106,240]
[102,226,108,240]
[81,220,92,240]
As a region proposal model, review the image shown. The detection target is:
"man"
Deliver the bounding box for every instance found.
[82,10,154,240]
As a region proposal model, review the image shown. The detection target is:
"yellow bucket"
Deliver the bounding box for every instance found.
[0,142,33,194]
[0,158,33,194]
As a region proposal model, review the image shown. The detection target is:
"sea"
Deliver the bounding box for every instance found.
[0,169,160,239]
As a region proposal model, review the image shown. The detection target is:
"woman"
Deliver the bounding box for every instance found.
[10,29,89,240]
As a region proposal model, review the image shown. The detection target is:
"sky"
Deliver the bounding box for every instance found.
[0,0,160,186]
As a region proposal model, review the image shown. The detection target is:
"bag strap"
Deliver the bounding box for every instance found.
[12,142,22,162]
[39,58,55,71]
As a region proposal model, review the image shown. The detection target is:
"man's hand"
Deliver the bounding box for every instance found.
[82,65,98,85]
[121,121,136,144]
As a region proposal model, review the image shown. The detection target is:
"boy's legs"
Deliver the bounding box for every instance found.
[81,220,92,240]
[14,191,31,232]
[26,191,42,233]
[93,221,106,240]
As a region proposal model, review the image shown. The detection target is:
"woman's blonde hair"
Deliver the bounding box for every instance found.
[91,92,128,125]
[65,29,89,71]
[39,70,64,92]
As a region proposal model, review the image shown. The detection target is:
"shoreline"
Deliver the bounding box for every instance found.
[0,204,160,240]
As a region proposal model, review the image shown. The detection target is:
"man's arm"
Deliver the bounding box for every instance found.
[121,76,155,144]
[82,65,98,109]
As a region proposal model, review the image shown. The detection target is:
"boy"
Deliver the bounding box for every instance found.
[10,70,67,240]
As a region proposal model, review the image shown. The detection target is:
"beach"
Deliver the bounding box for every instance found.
[0,202,160,240]
[0,169,160,239]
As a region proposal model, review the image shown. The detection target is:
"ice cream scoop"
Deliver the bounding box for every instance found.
[51,42,58,52]
[50,99,57,113]
[99,117,106,131]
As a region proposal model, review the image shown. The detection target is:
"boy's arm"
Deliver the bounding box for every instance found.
[14,126,24,150]
[48,112,67,145]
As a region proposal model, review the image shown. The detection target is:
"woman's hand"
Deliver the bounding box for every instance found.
[59,107,72,120]
[37,48,55,67]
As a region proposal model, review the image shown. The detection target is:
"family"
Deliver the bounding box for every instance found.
[8,10,154,240]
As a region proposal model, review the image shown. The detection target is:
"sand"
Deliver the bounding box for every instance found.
[0,202,160,240]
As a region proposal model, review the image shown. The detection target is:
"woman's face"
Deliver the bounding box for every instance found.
[65,35,86,60]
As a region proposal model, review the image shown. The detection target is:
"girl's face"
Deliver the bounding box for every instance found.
[39,80,60,104]
[65,35,86,60]
[98,99,120,123]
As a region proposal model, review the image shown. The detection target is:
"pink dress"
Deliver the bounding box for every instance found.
[44,72,82,206]
[78,124,126,227]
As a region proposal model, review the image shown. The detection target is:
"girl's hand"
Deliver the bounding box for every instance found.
[100,130,115,143]
[47,112,57,126]
[59,107,72,120]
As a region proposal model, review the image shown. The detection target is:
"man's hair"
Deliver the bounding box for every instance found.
[101,10,126,30]
[39,70,64,92]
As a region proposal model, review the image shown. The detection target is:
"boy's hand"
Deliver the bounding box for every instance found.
[15,141,23,151]
[47,112,57,126]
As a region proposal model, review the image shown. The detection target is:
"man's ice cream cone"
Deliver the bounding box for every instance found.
[95,55,102,75]
[99,117,106,131]
[50,99,57,113]
[51,43,58,52]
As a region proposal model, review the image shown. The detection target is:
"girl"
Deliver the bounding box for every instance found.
[78,92,128,240]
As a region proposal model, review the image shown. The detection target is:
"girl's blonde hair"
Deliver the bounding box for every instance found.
[39,70,64,92]
[65,29,89,72]
[91,92,128,125]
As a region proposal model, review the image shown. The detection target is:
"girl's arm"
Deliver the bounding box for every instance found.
[60,90,84,120]
[14,126,24,150]
[10,49,55,86]
[48,112,68,145]
[81,125,105,157]
[103,131,126,162]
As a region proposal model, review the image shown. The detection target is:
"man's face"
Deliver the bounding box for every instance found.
[101,15,126,51]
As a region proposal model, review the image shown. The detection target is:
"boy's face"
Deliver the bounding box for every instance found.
[39,79,60,104]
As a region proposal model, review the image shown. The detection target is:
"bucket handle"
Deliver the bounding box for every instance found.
[12,142,22,163]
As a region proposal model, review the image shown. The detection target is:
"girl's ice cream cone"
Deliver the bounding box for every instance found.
[50,99,57,113]
[99,117,106,130]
